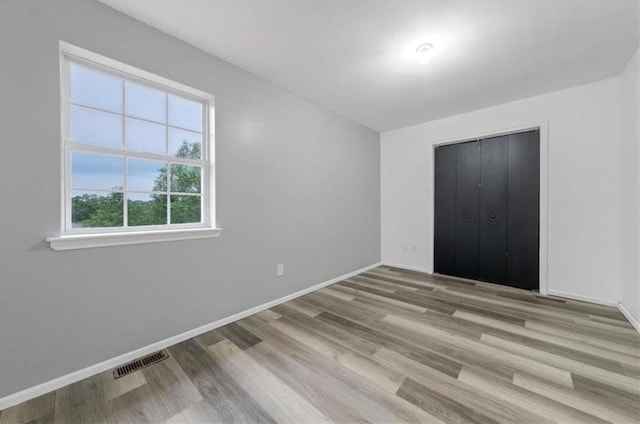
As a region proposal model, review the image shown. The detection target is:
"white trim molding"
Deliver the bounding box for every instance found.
[381,262,431,274]
[546,290,618,307]
[46,227,223,250]
[384,265,624,312]
[0,262,382,410]
[619,302,640,334]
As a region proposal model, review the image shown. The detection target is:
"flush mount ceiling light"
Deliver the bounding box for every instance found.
[416,43,435,60]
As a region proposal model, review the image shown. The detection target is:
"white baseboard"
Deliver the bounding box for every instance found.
[618,302,640,334]
[0,262,382,411]
[546,290,618,307]
[381,262,431,274]
[382,266,620,309]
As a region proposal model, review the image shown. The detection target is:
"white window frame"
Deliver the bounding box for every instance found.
[47,42,221,250]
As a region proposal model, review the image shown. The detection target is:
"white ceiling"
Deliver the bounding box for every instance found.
[98,0,638,132]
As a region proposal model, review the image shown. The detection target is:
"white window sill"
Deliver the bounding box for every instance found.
[46,227,223,251]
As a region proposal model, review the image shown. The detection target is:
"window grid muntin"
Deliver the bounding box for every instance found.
[70,101,203,136]
[62,54,210,234]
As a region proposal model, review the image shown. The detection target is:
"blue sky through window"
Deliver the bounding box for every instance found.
[70,64,121,113]
[69,63,203,196]
[128,159,166,192]
[71,152,123,190]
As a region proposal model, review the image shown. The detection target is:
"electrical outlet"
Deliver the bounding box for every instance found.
[402,245,409,253]
[411,245,418,254]
[277,264,284,277]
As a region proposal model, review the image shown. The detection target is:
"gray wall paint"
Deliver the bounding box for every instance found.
[619,45,640,323]
[0,0,380,398]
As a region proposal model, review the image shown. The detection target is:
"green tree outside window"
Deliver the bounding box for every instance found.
[72,141,201,228]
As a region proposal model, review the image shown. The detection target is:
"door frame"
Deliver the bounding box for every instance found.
[431,121,549,295]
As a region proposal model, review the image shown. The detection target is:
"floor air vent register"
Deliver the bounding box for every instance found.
[113,350,169,379]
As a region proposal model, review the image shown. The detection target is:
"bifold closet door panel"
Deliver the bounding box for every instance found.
[479,136,508,284]
[455,141,480,279]
[508,131,540,290]
[434,144,457,275]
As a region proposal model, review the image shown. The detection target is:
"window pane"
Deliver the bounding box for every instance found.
[170,164,201,193]
[125,117,166,155]
[70,64,122,113]
[128,159,167,192]
[170,195,201,224]
[71,190,123,228]
[71,106,122,149]
[128,193,167,226]
[168,95,202,131]
[72,152,123,190]
[125,82,166,123]
[169,127,201,158]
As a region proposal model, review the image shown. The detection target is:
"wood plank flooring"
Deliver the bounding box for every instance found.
[2,266,639,423]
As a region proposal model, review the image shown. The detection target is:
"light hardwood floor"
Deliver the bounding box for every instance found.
[1,266,639,423]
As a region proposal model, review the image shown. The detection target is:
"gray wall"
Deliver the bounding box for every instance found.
[619,44,640,323]
[0,0,380,398]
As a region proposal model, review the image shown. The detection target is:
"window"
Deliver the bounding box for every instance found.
[48,43,220,250]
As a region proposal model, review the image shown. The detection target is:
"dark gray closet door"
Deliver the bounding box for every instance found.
[433,130,539,290]
[479,136,508,284]
[507,131,540,290]
[434,144,457,276]
[454,141,480,279]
